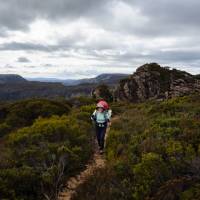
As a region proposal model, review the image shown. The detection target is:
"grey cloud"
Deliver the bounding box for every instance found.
[17,57,30,63]
[0,42,51,51]
[128,0,200,25]
[0,42,68,52]
[44,64,54,67]
[113,49,200,64]
[0,0,108,31]
[151,50,200,62]
[121,0,200,37]
[24,65,38,68]
[3,64,15,69]
[0,39,117,53]
[0,0,200,38]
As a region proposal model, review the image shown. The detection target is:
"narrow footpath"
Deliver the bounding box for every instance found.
[58,125,111,200]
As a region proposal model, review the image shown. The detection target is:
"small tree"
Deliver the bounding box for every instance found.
[92,84,113,102]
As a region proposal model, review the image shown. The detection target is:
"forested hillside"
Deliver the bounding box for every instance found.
[72,94,200,200]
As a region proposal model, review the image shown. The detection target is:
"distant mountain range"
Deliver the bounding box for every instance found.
[0,74,27,84]
[0,73,129,101]
[0,68,199,102]
[27,73,129,86]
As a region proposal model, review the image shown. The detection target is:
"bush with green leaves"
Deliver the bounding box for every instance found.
[0,98,71,138]
[73,94,200,200]
[0,109,93,200]
[93,84,113,102]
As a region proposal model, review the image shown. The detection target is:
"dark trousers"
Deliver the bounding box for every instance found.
[95,123,107,150]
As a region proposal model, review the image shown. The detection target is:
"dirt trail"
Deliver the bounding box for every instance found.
[58,125,112,200]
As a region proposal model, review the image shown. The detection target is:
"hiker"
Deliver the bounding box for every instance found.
[91,100,112,154]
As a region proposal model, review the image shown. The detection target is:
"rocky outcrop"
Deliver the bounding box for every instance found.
[114,63,200,102]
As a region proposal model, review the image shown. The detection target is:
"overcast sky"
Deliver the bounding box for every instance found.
[0,0,199,79]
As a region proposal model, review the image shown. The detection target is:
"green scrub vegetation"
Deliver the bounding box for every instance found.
[0,98,95,200]
[72,94,200,200]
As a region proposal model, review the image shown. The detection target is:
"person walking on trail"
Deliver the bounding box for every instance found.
[91,100,112,154]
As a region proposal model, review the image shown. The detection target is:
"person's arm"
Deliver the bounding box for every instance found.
[91,110,97,121]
